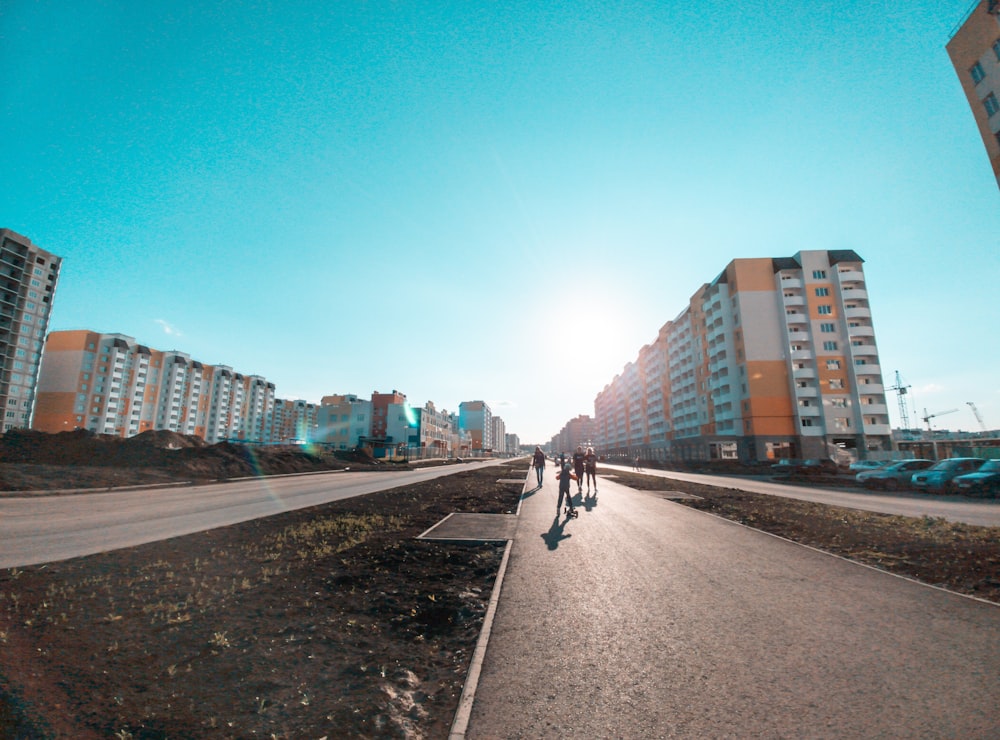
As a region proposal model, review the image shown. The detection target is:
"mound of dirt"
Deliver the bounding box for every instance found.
[0,430,367,491]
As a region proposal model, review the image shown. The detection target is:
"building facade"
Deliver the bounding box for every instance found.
[550,414,596,456]
[594,251,891,463]
[271,399,317,444]
[459,400,492,452]
[0,229,62,433]
[947,1,1000,189]
[34,330,277,442]
[316,394,372,449]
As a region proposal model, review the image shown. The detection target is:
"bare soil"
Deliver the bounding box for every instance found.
[2,433,999,737]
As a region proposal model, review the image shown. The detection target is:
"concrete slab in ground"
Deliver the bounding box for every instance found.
[418,513,518,542]
[651,490,703,500]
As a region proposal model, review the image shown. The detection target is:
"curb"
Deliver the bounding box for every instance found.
[447,467,530,739]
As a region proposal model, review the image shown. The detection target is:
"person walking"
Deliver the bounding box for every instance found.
[584,446,598,493]
[572,446,586,495]
[557,458,577,517]
[531,446,546,487]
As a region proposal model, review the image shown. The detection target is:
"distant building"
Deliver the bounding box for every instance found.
[316,394,371,449]
[947,1,1000,189]
[34,330,276,442]
[505,432,520,457]
[594,250,891,463]
[370,390,406,441]
[271,399,317,444]
[385,400,420,449]
[491,415,507,455]
[419,401,459,457]
[0,229,62,433]
[459,400,493,452]
[550,414,596,456]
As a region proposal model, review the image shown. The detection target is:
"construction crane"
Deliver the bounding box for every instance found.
[967,402,988,432]
[922,407,958,430]
[886,371,912,430]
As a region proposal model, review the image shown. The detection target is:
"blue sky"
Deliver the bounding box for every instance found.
[2,0,998,444]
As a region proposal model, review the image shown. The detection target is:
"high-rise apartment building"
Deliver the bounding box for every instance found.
[0,229,62,432]
[549,414,596,456]
[947,1,1000,189]
[459,400,492,451]
[34,330,276,442]
[271,399,317,444]
[594,250,891,463]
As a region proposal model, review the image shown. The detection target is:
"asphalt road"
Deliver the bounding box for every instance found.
[600,463,1000,527]
[0,461,502,568]
[463,469,1000,738]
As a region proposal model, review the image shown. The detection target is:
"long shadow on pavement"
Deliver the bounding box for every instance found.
[541,514,573,550]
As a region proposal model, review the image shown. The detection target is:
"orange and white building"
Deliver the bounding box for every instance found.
[594,250,891,463]
[34,330,278,442]
[947,0,1000,190]
[0,229,62,433]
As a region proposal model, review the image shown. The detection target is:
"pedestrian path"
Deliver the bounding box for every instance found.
[452,463,1000,738]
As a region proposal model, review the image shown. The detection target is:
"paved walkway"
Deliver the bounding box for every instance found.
[456,465,1000,738]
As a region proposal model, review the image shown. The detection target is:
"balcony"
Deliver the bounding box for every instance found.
[797,405,822,417]
[791,349,813,361]
[794,385,818,397]
[847,325,875,337]
[793,367,816,379]
[779,277,803,288]
[850,344,879,356]
[844,307,871,319]
[837,270,865,283]
[841,287,869,300]
[782,295,805,307]
[863,423,892,436]
[853,363,882,376]
[860,403,888,415]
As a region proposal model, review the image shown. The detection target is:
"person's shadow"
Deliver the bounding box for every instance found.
[522,482,543,499]
[582,490,598,512]
[541,514,572,550]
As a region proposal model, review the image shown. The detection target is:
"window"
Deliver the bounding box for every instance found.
[820,323,835,332]
[826,360,841,370]
[812,270,827,279]
[801,418,814,427]
[823,341,838,350]
[815,287,829,296]
[829,378,844,389]
[818,305,832,315]
[971,61,986,84]
[985,93,1000,117]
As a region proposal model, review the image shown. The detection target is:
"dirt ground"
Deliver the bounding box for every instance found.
[2,433,999,737]
[0,453,523,739]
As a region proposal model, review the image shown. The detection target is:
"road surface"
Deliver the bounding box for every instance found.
[463,467,1000,737]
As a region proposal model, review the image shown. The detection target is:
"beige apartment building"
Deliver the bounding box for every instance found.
[948,0,1000,188]
[594,250,891,463]
[34,330,276,442]
[0,229,62,433]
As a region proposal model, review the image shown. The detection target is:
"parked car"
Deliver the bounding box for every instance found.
[849,460,888,472]
[770,459,803,474]
[910,458,986,494]
[952,459,1000,498]
[857,459,934,490]
[771,458,840,475]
